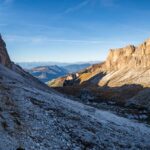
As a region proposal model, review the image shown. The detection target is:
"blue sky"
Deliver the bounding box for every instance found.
[0,0,150,62]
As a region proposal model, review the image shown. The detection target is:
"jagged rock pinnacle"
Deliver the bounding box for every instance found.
[0,34,11,68]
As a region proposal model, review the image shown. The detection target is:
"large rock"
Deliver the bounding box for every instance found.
[0,34,11,68]
[105,39,150,70]
[99,39,150,87]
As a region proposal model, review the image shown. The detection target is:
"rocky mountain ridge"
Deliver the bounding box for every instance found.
[99,39,150,87]
[50,38,150,87]
[105,39,150,70]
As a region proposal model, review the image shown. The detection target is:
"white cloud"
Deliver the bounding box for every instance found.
[5,35,129,45]
[64,0,90,14]
[5,35,103,43]
[63,0,117,14]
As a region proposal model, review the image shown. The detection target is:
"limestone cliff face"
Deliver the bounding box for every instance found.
[99,39,150,87]
[105,39,150,71]
[0,34,11,68]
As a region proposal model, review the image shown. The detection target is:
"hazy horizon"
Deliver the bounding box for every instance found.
[16,60,100,63]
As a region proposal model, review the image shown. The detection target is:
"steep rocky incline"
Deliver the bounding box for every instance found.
[0,35,54,92]
[1,36,150,149]
[1,63,150,149]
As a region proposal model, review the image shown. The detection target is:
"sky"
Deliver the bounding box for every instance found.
[0,0,150,63]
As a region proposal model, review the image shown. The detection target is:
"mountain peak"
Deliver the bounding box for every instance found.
[0,35,11,68]
[105,39,150,71]
[145,38,150,45]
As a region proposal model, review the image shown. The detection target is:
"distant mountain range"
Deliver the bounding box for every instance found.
[17,61,99,69]
[27,65,68,83]
[26,63,91,83]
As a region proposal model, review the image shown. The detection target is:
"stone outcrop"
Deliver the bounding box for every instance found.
[63,73,79,86]
[105,39,150,70]
[0,34,11,68]
[99,39,150,87]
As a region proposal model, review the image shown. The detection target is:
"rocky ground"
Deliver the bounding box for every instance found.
[1,64,150,150]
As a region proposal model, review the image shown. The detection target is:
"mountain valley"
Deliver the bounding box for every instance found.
[26,64,91,83]
[0,34,150,149]
[49,39,150,123]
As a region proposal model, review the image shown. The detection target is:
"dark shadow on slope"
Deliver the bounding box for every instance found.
[81,72,106,86]
[54,84,145,105]
[53,84,150,123]
[63,72,106,87]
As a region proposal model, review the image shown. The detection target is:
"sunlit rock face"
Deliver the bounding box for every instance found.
[98,39,150,87]
[51,38,150,88]
[0,34,11,68]
[105,39,150,70]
